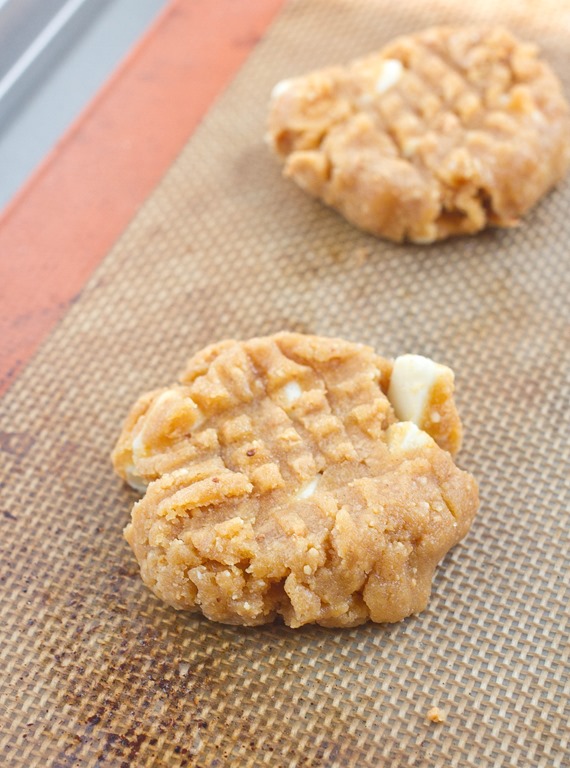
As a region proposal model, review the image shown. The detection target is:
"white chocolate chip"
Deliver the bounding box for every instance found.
[297,476,319,499]
[375,59,403,94]
[271,78,294,100]
[398,423,432,451]
[124,464,148,494]
[132,432,144,457]
[283,381,302,403]
[385,422,433,453]
[388,354,452,426]
[303,565,313,575]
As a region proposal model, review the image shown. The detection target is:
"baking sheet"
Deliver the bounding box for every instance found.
[1,0,569,765]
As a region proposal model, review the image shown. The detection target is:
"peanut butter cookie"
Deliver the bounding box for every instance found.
[113,334,478,627]
[267,27,570,243]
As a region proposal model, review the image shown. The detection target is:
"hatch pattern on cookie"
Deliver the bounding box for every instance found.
[113,334,478,627]
[268,27,570,243]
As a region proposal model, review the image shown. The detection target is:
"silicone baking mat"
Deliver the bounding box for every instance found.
[1,1,569,765]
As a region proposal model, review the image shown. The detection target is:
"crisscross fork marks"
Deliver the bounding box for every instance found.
[268,25,570,242]
[113,333,478,628]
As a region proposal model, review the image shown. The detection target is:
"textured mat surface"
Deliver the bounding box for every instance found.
[1,1,569,765]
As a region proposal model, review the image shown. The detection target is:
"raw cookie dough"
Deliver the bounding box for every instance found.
[267,26,570,243]
[113,333,479,627]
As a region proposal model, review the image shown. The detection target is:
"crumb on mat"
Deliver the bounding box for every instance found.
[427,706,446,723]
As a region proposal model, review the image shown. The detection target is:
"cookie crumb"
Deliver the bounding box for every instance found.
[427,706,446,723]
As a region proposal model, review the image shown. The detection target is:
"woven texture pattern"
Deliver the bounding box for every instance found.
[1,1,569,765]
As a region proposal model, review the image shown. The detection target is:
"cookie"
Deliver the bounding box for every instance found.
[267,26,570,243]
[113,334,478,627]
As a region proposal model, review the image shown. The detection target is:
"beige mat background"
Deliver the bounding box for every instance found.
[1,1,569,765]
